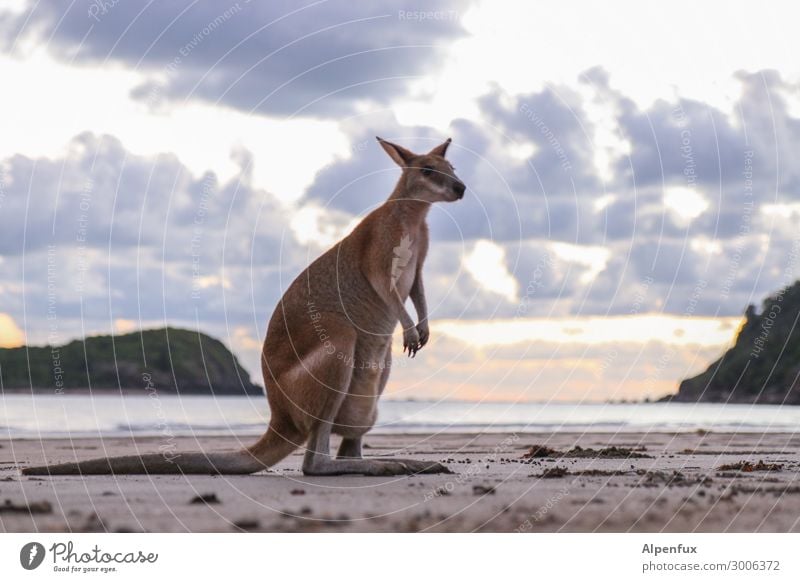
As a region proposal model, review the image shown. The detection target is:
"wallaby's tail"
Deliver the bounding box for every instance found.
[22,451,263,475]
[21,424,303,476]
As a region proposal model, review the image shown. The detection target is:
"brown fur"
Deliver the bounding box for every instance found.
[23,137,465,476]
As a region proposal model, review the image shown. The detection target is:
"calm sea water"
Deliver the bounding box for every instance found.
[1,394,800,438]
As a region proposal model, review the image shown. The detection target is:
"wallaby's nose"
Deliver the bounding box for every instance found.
[454,181,466,199]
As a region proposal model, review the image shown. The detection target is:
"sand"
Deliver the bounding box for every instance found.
[2,431,800,532]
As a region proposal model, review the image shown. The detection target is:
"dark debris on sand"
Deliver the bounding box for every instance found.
[0,499,53,514]
[521,445,561,458]
[634,470,713,488]
[717,460,784,472]
[565,446,652,459]
[189,493,220,505]
[521,444,652,460]
[537,466,570,479]
[233,519,260,531]
[574,469,631,477]
[472,484,496,495]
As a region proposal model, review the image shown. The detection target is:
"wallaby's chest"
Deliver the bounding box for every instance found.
[386,224,427,301]
[389,238,418,300]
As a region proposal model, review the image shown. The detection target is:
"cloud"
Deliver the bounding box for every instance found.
[611,70,800,218]
[3,0,470,117]
[294,68,800,322]
[463,239,518,302]
[4,58,800,388]
[300,95,604,245]
[5,4,800,399]
[0,131,313,379]
[478,86,601,196]
[0,132,289,260]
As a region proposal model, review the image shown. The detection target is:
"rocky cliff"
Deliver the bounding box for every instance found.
[674,281,800,404]
[0,327,262,396]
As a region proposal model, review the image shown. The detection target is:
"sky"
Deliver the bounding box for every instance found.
[1,0,800,402]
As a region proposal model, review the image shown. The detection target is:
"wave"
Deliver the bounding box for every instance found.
[3,394,800,438]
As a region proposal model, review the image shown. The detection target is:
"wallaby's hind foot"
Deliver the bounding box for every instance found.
[382,458,452,474]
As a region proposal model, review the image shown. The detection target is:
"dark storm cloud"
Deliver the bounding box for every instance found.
[300,118,524,242]
[5,60,800,334]
[2,0,469,117]
[302,82,608,246]
[0,132,289,263]
[615,96,744,189]
[478,87,602,197]
[0,131,309,366]
[296,68,800,320]
[0,133,179,255]
[303,123,447,215]
[610,70,800,219]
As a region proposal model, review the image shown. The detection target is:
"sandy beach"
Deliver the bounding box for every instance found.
[2,431,800,532]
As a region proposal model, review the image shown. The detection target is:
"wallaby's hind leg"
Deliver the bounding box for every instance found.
[336,438,362,459]
[303,421,449,475]
[303,334,450,476]
[333,434,451,473]
[332,345,449,472]
[301,355,419,475]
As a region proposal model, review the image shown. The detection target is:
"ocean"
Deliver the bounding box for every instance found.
[1,394,799,438]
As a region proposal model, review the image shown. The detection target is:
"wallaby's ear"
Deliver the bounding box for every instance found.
[428,138,452,158]
[376,137,415,167]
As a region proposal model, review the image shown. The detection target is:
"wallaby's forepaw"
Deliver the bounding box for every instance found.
[403,326,421,357]
[416,321,430,349]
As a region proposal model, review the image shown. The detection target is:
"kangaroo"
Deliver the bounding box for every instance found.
[23,137,465,477]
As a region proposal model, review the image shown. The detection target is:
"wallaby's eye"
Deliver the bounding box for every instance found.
[422,166,434,176]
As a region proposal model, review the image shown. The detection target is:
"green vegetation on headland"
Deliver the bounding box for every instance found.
[672,280,800,404]
[0,327,262,396]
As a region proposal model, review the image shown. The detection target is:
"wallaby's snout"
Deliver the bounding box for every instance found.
[453,178,466,200]
[377,136,466,203]
[434,165,466,202]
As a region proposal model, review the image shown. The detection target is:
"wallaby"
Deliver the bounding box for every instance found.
[23,137,465,476]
